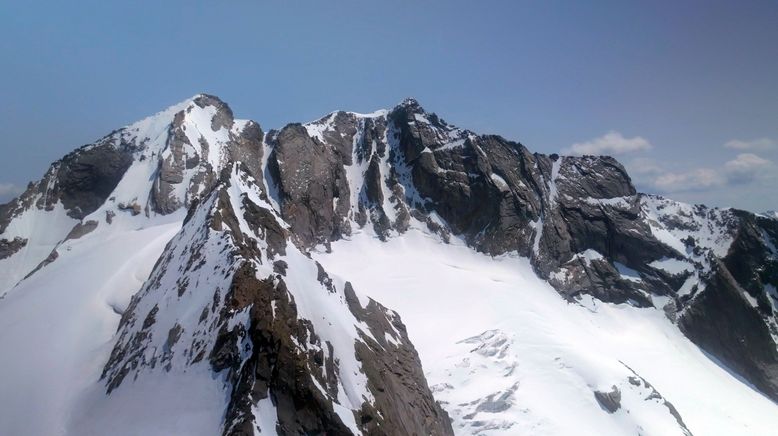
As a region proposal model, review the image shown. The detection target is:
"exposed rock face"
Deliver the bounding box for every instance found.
[343,284,452,435]
[101,166,452,435]
[64,220,98,241]
[0,139,135,224]
[0,237,26,260]
[268,123,351,248]
[679,259,778,400]
[24,249,59,279]
[51,143,135,219]
[594,386,621,413]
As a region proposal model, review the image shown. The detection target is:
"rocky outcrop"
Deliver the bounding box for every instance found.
[343,284,452,435]
[0,237,26,260]
[150,94,265,215]
[267,123,352,248]
[621,364,694,436]
[593,386,621,413]
[64,220,99,241]
[101,166,452,435]
[680,260,778,400]
[0,139,134,224]
[49,143,135,219]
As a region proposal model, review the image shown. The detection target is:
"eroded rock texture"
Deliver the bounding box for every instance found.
[101,168,452,435]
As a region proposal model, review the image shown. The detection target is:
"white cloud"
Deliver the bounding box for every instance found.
[615,136,776,210]
[653,168,724,192]
[724,138,775,151]
[564,131,652,156]
[724,153,772,184]
[0,183,23,199]
[638,153,775,194]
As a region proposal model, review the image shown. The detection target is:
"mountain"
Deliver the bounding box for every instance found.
[0,94,776,435]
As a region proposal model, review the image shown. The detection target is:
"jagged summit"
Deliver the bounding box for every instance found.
[1,95,777,435]
[124,93,216,126]
[397,96,423,110]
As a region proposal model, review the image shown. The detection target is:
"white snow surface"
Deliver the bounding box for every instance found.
[0,201,78,294]
[649,257,694,275]
[0,212,184,435]
[640,195,740,302]
[641,195,735,259]
[314,224,778,436]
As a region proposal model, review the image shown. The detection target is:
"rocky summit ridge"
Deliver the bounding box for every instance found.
[0,93,777,435]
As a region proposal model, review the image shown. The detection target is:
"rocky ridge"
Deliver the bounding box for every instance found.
[100,165,451,435]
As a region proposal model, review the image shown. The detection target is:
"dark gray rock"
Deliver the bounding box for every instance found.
[269,123,351,248]
[227,120,264,183]
[0,237,27,260]
[64,220,99,241]
[151,110,191,214]
[320,111,358,165]
[680,259,778,401]
[548,253,653,307]
[44,143,134,219]
[194,94,234,131]
[622,364,694,436]
[593,386,621,413]
[344,283,454,436]
[24,249,59,280]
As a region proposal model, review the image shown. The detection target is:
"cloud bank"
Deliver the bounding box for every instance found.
[724,138,775,151]
[628,153,775,194]
[724,153,772,184]
[0,183,22,199]
[568,133,777,211]
[563,131,652,156]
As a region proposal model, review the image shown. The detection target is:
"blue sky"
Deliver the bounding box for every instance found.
[1,0,776,211]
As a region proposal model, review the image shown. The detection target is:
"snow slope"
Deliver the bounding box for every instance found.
[0,213,183,435]
[0,201,78,294]
[313,222,778,436]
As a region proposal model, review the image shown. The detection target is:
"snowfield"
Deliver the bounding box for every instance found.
[314,223,778,436]
[0,213,185,436]
[5,211,776,435]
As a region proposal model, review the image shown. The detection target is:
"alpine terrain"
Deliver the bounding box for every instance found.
[1,94,777,436]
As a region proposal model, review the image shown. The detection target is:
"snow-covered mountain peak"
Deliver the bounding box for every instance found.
[2,95,778,436]
[0,93,264,293]
[395,96,427,114]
